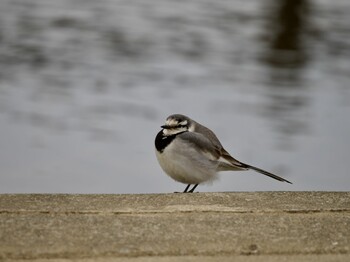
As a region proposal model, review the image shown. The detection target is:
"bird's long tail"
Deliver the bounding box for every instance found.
[241,163,292,184]
[219,149,292,184]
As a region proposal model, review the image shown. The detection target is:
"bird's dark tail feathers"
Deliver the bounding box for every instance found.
[241,163,292,184]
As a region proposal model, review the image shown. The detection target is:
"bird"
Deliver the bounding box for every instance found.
[155,114,292,193]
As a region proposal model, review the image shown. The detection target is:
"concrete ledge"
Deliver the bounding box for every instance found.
[0,192,349,261]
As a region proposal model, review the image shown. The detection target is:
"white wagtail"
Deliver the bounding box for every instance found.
[155,114,292,193]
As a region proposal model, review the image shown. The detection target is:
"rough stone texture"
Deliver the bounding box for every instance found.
[0,192,349,261]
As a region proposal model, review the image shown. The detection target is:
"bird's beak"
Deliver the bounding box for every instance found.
[161,125,170,129]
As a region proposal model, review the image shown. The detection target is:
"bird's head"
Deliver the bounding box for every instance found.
[161,114,194,136]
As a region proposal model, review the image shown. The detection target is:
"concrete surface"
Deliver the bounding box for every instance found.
[0,192,349,261]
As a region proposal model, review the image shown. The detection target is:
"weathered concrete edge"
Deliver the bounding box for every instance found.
[3,254,350,262]
[1,208,349,216]
[1,192,349,214]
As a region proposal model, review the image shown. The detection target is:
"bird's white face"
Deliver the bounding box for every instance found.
[162,118,191,136]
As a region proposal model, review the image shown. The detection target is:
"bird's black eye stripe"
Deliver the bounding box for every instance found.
[162,124,187,129]
[170,125,187,129]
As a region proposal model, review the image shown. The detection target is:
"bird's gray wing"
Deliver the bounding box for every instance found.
[193,122,224,148]
[191,122,247,170]
[181,128,248,170]
[177,131,221,161]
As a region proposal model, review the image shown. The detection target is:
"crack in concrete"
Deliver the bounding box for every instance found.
[0,208,349,216]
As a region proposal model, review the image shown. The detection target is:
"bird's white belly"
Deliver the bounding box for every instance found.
[155,141,218,184]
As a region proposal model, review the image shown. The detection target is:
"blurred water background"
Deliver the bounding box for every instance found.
[0,0,349,193]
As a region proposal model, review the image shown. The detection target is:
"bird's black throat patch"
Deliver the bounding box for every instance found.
[155,130,186,153]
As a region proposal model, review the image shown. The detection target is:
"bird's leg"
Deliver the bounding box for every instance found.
[183,184,191,193]
[188,184,198,193]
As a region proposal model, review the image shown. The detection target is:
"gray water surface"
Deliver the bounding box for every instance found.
[0,0,349,193]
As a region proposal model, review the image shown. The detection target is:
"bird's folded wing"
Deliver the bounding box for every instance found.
[178,132,247,171]
[177,132,221,160]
